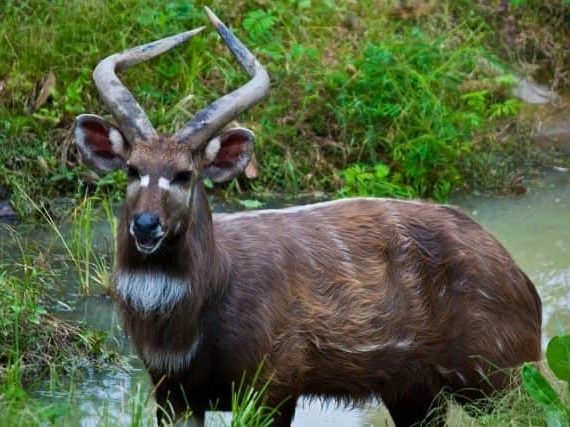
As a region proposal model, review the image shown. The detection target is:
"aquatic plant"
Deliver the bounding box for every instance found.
[522,334,570,426]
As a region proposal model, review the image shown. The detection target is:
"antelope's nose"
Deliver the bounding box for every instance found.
[133,212,160,235]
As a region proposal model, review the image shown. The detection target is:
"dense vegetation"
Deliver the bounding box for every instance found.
[1,0,568,216]
[1,0,569,425]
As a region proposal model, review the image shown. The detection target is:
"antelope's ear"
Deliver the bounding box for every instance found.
[74,114,130,172]
[202,127,254,183]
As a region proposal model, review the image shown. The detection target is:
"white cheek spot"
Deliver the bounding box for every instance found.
[116,272,189,313]
[126,181,140,198]
[158,177,171,190]
[185,188,193,207]
[140,175,150,187]
[205,136,221,162]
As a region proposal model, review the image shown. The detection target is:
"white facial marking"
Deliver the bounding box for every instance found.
[141,335,201,374]
[185,187,193,207]
[116,272,189,312]
[158,177,171,190]
[204,136,221,162]
[126,181,140,198]
[140,175,150,187]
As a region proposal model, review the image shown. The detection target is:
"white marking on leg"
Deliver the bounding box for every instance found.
[158,177,171,190]
[116,271,189,312]
[140,175,150,187]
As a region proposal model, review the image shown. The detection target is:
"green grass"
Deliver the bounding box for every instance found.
[10,183,115,293]
[0,0,564,214]
[0,224,118,380]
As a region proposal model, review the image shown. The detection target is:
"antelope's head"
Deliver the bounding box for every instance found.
[74,8,269,255]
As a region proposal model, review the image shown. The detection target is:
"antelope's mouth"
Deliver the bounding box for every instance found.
[129,223,166,255]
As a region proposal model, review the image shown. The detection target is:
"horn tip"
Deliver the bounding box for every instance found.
[185,26,206,39]
[204,6,223,28]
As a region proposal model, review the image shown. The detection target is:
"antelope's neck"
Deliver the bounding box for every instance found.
[113,196,230,374]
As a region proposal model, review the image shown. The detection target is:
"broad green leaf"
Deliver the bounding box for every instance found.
[521,363,563,409]
[547,335,570,383]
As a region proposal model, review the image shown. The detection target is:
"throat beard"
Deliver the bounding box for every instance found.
[115,271,189,313]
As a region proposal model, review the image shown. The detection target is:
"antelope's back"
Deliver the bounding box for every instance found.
[213,198,542,384]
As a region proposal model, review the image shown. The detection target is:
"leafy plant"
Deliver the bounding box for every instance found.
[323,23,526,200]
[340,163,415,198]
[2,0,556,208]
[522,335,570,426]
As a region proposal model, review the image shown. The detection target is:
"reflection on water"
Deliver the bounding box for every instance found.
[2,171,569,426]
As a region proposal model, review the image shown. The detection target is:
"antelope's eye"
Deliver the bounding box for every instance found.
[172,171,192,186]
[126,165,140,181]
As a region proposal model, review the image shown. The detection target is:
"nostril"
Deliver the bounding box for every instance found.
[133,212,160,233]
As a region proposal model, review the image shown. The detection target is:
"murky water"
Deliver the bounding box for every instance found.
[1,170,569,426]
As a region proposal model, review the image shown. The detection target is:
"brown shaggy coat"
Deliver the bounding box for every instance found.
[116,185,542,426]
